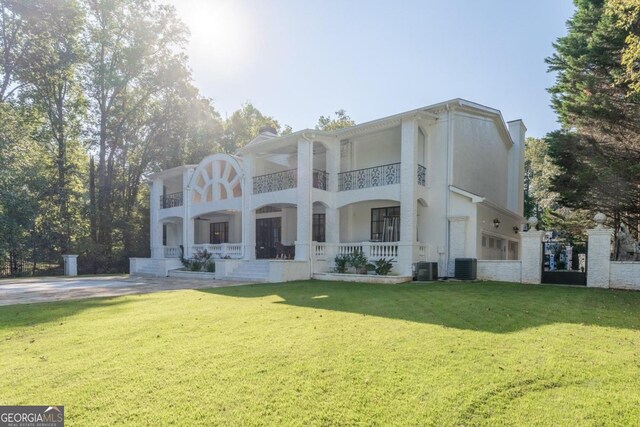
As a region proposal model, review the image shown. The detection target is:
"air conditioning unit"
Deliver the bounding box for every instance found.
[455,258,477,280]
[413,262,438,281]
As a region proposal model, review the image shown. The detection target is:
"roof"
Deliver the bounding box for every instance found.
[239,98,518,154]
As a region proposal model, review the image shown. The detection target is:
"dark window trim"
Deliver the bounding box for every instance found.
[209,222,229,244]
[312,213,326,242]
[370,206,400,241]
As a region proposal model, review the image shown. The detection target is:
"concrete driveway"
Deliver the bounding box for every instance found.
[0,275,254,306]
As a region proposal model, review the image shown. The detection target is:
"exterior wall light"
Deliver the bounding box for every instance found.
[513,226,519,234]
[493,218,501,228]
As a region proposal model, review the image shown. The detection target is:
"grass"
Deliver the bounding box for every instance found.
[1,280,640,426]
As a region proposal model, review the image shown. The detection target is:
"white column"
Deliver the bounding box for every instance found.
[520,218,544,284]
[182,168,194,258]
[587,213,612,288]
[62,255,78,276]
[242,154,256,260]
[325,141,341,262]
[447,216,468,276]
[296,137,312,260]
[150,179,163,258]
[398,118,419,275]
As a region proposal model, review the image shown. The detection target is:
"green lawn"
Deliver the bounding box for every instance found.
[1,281,640,426]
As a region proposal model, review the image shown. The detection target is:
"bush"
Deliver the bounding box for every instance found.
[367,258,394,276]
[333,254,349,273]
[348,250,369,274]
[190,260,203,271]
[206,261,216,272]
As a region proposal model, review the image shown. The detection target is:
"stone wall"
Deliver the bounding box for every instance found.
[609,262,640,290]
[477,260,522,282]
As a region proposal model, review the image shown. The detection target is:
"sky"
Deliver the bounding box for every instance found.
[164,0,576,138]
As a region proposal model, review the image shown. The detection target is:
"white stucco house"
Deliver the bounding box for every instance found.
[130,98,526,282]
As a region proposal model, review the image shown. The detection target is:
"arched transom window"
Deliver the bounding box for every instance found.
[191,156,242,204]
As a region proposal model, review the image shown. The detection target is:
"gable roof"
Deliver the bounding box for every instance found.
[239,98,515,154]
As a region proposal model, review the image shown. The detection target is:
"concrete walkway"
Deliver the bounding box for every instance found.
[0,275,255,306]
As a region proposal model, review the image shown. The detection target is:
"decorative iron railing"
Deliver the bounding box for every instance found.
[417,164,426,186]
[253,169,297,194]
[160,192,183,209]
[338,162,401,191]
[313,169,329,190]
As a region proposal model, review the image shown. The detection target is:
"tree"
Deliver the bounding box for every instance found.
[316,109,355,131]
[608,0,640,93]
[18,0,87,253]
[83,0,190,256]
[546,0,640,234]
[221,102,282,152]
[524,137,558,219]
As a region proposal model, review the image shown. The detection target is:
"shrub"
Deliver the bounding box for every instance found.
[333,254,349,273]
[206,261,216,273]
[348,250,369,274]
[190,260,203,271]
[367,258,395,276]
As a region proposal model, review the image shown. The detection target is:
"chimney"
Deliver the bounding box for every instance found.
[258,125,277,137]
[507,119,527,216]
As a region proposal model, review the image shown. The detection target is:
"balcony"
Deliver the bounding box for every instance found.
[160,192,183,209]
[252,168,329,194]
[253,169,297,194]
[417,164,426,186]
[338,163,401,191]
[313,169,329,190]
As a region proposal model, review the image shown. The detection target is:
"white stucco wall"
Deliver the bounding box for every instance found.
[476,204,521,260]
[347,126,401,171]
[193,213,242,244]
[452,113,510,208]
[477,260,522,282]
[339,200,400,242]
[609,262,640,290]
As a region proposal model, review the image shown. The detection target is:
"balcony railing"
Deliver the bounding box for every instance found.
[160,192,183,209]
[191,243,243,258]
[313,169,328,190]
[417,164,426,186]
[338,162,401,191]
[164,246,181,258]
[253,169,297,194]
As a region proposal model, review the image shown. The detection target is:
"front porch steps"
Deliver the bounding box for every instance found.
[224,260,270,282]
[135,260,162,276]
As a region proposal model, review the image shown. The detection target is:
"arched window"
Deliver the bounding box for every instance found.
[191,155,243,204]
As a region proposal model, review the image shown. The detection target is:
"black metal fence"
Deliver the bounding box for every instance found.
[0,252,64,278]
[338,162,401,191]
[160,191,183,209]
[253,169,298,194]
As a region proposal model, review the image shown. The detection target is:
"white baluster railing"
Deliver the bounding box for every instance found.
[164,246,181,258]
[191,243,242,259]
[337,243,364,256]
[368,242,398,260]
[312,242,327,260]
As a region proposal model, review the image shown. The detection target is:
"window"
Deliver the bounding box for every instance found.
[482,236,487,247]
[209,222,229,244]
[312,214,325,242]
[371,206,400,241]
[162,224,167,246]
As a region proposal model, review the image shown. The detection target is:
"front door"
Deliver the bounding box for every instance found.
[256,217,281,259]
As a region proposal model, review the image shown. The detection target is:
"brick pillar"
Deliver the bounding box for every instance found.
[447,216,468,276]
[587,213,612,288]
[520,217,544,284]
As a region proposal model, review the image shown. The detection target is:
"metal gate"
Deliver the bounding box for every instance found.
[541,241,587,286]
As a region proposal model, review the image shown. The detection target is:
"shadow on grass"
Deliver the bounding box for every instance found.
[0,297,132,330]
[201,280,640,333]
